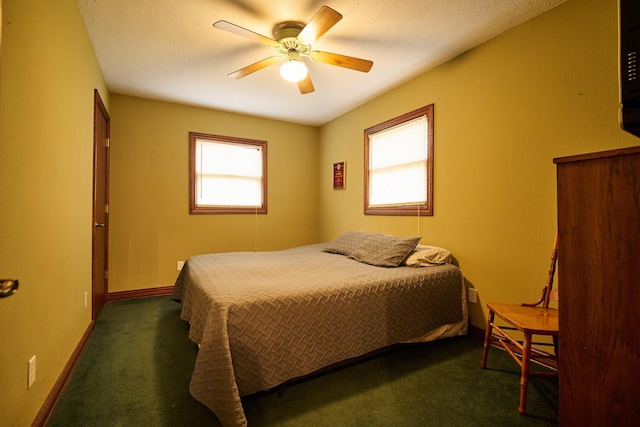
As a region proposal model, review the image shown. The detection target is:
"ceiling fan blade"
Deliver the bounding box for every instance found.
[213,20,279,47]
[228,56,281,79]
[298,73,315,94]
[297,6,343,46]
[310,51,373,73]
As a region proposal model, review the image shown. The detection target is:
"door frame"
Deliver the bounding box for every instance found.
[92,89,110,319]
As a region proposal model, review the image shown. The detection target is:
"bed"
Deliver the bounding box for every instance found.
[171,231,468,427]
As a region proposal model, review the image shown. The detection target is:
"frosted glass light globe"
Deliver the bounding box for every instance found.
[280,59,308,82]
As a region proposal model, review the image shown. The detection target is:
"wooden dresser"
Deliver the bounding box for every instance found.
[554,146,640,426]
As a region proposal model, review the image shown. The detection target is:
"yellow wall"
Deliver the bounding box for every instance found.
[0,0,109,425]
[108,95,320,292]
[319,0,639,327]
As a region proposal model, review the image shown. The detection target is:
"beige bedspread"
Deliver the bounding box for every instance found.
[171,243,467,426]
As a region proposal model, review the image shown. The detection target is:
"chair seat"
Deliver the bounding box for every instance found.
[487,302,558,335]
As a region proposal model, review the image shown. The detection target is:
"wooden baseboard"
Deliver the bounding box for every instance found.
[108,286,174,301]
[468,325,486,341]
[31,321,94,427]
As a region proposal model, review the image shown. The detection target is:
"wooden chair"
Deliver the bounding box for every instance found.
[480,232,559,415]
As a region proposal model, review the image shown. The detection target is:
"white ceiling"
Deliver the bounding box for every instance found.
[77,0,565,126]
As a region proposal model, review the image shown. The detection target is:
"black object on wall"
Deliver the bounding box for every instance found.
[620,0,640,138]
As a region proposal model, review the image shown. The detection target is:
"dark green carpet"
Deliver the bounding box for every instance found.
[47,296,557,426]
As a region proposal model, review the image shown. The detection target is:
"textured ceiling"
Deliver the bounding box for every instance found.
[77,0,565,126]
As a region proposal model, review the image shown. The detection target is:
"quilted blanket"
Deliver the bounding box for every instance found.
[171,244,466,426]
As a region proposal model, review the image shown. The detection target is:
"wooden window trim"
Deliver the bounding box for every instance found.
[364,104,434,216]
[189,132,267,214]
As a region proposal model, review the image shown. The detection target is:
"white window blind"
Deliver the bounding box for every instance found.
[368,115,428,207]
[195,139,263,208]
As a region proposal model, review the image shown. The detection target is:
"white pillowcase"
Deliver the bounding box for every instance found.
[403,245,452,267]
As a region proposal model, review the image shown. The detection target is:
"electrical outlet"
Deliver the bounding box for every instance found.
[28,355,36,389]
[468,288,478,304]
[84,291,88,309]
[177,261,184,271]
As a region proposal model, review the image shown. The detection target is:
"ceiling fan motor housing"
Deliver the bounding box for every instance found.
[274,25,310,55]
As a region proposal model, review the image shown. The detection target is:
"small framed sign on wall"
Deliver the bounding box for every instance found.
[333,162,346,190]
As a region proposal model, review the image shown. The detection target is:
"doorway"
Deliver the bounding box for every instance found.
[92,89,110,320]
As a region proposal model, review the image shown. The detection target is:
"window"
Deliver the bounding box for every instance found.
[364,104,434,216]
[189,132,267,214]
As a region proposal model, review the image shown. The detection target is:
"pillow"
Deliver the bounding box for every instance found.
[403,245,452,267]
[350,233,421,267]
[324,231,373,256]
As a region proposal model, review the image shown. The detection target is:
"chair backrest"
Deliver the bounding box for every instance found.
[542,231,559,308]
[521,231,558,308]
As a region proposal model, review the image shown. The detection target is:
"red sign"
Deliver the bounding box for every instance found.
[333,162,346,189]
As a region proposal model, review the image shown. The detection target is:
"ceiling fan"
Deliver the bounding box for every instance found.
[213,6,373,94]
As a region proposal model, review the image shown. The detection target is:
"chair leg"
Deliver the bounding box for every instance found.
[518,332,532,415]
[480,309,494,369]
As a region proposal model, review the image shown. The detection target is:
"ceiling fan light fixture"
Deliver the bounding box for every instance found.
[280,59,307,82]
